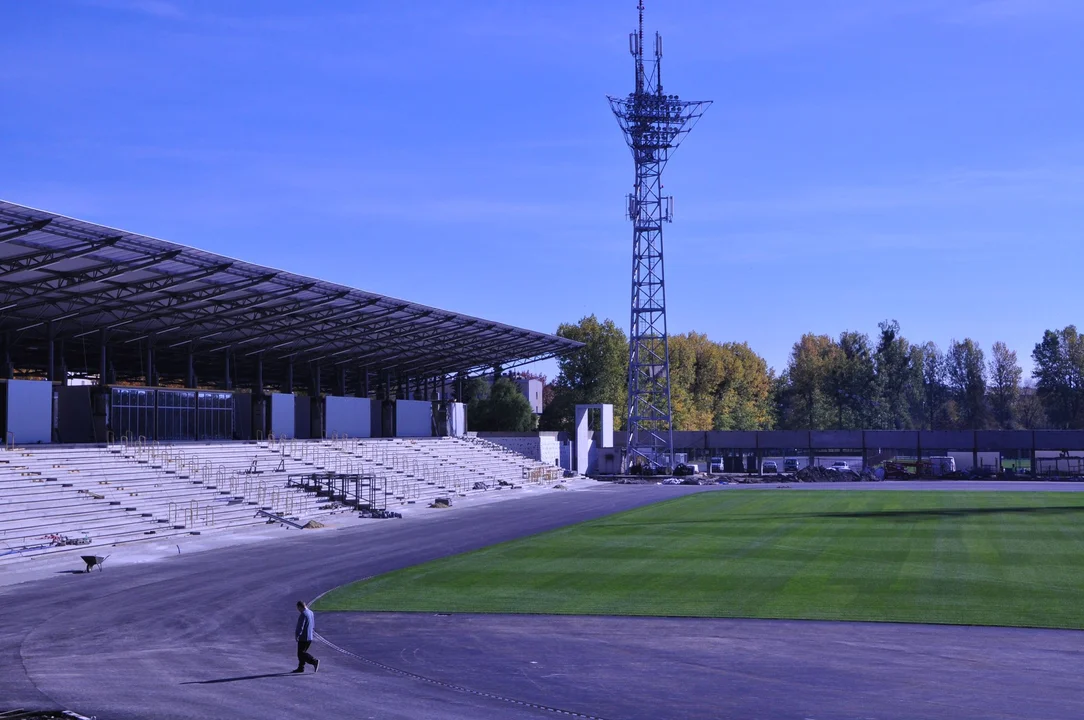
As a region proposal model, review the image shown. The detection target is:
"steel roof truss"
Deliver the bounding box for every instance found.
[155,284,348,347]
[0,235,121,279]
[71,273,282,339]
[281,313,459,361]
[0,218,52,244]
[174,290,352,349]
[4,251,185,316]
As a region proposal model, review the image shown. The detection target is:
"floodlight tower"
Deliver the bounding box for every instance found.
[609,1,710,472]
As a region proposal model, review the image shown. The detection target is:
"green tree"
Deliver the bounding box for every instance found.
[905,343,928,428]
[919,342,948,429]
[540,315,628,432]
[872,320,922,430]
[988,341,1022,429]
[947,338,988,429]
[468,377,537,432]
[464,378,491,429]
[780,333,838,429]
[826,330,876,429]
[460,376,491,403]
[1031,326,1084,428]
[1015,382,1048,430]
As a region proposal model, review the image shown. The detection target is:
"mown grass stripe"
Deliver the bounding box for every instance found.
[315,491,1084,629]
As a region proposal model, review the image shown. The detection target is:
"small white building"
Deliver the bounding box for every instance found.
[513,377,544,414]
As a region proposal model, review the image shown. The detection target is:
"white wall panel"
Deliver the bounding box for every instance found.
[7,379,52,444]
[448,402,466,436]
[270,393,295,438]
[395,400,432,437]
[326,396,371,438]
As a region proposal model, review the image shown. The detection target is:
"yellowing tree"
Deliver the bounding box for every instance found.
[667,333,773,431]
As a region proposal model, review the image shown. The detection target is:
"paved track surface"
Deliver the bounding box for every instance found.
[2,482,1082,719]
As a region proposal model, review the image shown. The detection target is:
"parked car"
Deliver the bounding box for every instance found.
[762,460,779,474]
[783,458,800,473]
[827,461,851,473]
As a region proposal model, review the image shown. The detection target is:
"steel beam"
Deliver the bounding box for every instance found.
[0,218,51,244]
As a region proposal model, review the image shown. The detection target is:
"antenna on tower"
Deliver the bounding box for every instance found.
[631,0,646,94]
[638,0,645,56]
[607,1,712,474]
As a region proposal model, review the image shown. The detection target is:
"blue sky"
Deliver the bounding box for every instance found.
[2,0,1082,379]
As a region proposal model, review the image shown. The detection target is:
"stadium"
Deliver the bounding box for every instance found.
[0,199,581,445]
[3,206,1082,720]
[3,3,1083,720]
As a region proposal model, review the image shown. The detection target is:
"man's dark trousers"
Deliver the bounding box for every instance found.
[297,640,317,670]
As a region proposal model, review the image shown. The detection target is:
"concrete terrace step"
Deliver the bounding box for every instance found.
[1,436,563,565]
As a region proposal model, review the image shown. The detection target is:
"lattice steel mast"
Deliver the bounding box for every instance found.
[609,1,710,472]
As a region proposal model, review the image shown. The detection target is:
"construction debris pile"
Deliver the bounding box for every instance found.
[794,466,881,483]
[359,508,402,519]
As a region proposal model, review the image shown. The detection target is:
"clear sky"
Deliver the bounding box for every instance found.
[2,1,1082,379]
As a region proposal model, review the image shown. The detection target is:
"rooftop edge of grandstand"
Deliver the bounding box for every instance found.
[0,199,582,380]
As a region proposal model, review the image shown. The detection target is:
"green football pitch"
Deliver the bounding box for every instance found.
[315,491,1084,629]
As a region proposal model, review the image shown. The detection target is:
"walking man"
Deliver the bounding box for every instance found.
[293,600,320,673]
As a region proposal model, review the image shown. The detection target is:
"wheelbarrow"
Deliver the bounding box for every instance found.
[81,555,108,573]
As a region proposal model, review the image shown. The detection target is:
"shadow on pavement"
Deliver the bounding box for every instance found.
[602,505,1084,525]
[181,672,298,685]
[798,506,1084,520]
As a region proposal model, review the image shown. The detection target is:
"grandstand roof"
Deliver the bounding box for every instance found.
[0,200,581,382]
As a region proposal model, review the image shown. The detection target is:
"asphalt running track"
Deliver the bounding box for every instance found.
[2,481,1082,720]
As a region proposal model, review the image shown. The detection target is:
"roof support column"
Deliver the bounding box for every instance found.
[3,333,12,380]
[357,365,369,398]
[47,321,56,382]
[186,343,196,389]
[312,362,323,440]
[224,351,232,391]
[98,329,108,386]
[58,340,67,386]
[146,334,156,387]
[285,359,294,394]
[337,366,346,397]
[252,353,267,441]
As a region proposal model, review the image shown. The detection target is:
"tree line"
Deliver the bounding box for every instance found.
[539,316,1084,432]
